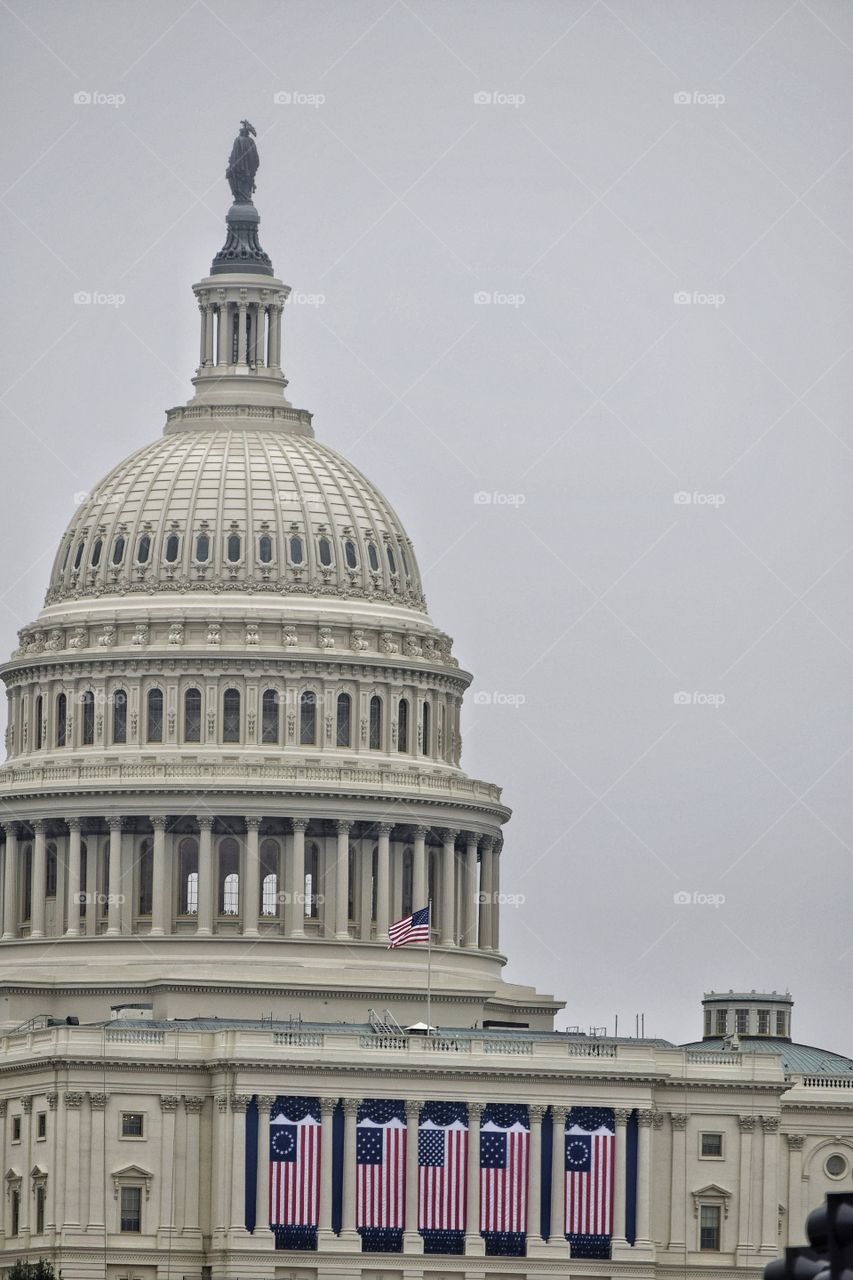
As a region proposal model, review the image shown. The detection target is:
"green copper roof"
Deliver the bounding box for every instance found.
[683,1037,853,1075]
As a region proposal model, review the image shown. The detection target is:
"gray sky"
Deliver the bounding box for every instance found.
[2,0,852,1053]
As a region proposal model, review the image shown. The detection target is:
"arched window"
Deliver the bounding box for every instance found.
[226,533,241,563]
[261,689,279,744]
[386,544,397,575]
[369,695,382,750]
[34,695,43,750]
[289,535,304,565]
[222,689,241,743]
[46,842,57,898]
[259,534,273,564]
[195,533,210,562]
[136,533,151,564]
[184,688,202,743]
[164,533,180,563]
[56,693,67,748]
[318,536,332,567]
[344,540,358,569]
[81,691,95,745]
[90,538,103,568]
[402,848,413,916]
[111,535,126,565]
[397,698,409,753]
[336,692,351,747]
[146,689,163,743]
[219,837,240,915]
[305,842,319,919]
[367,542,380,572]
[112,689,127,744]
[421,701,431,756]
[261,838,280,917]
[73,541,84,570]
[138,839,153,915]
[299,691,316,745]
[179,838,198,914]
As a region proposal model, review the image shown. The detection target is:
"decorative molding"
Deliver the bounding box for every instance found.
[230,1093,252,1113]
[691,1183,732,1218]
[615,1107,632,1126]
[761,1116,781,1133]
[183,1095,205,1114]
[637,1109,655,1127]
[738,1115,757,1133]
[670,1113,688,1130]
[88,1093,108,1109]
[160,1095,179,1113]
[786,1134,806,1150]
[112,1163,153,1200]
[64,1092,84,1109]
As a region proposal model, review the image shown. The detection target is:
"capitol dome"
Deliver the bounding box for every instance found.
[47,425,426,613]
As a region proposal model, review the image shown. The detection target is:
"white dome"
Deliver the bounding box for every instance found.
[47,427,426,612]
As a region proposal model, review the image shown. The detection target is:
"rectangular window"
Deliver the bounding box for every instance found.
[715,1008,727,1036]
[700,1204,721,1251]
[11,1115,21,1142]
[121,1112,145,1138]
[758,1009,770,1034]
[10,1188,19,1236]
[736,1009,748,1034]
[35,1185,45,1235]
[120,1185,142,1233]
[776,1010,787,1036]
[36,1112,47,1140]
[701,1132,723,1158]
[704,1009,712,1036]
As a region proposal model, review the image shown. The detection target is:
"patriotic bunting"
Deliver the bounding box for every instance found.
[356,1099,406,1253]
[564,1106,615,1259]
[480,1103,529,1257]
[419,1101,467,1254]
[269,1096,321,1251]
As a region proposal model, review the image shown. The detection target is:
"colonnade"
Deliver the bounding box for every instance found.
[0,818,502,949]
[198,298,283,370]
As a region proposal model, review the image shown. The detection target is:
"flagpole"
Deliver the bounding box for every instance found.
[426,898,433,1033]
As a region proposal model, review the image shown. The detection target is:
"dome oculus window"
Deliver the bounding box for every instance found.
[259,534,274,564]
[226,533,241,563]
[318,536,333,567]
[195,533,210,563]
[111,535,126,566]
[164,533,180,564]
[367,542,380,572]
[289,535,304,565]
[136,534,151,564]
[826,1154,847,1179]
[344,540,358,569]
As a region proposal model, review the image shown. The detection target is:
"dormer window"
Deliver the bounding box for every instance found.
[164,533,180,564]
[318,537,332,567]
[111,535,126,565]
[344,540,358,569]
[226,533,241,563]
[136,534,151,564]
[90,538,103,567]
[289,535,304,565]
[195,533,210,563]
[367,542,379,572]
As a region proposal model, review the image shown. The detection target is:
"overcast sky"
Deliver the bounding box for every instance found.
[1,1,852,1053]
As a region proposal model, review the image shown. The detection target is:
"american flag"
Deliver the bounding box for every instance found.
[418,1103,468,1232]
[479,1107,529,1236]
[269,1107,320,1228]
[356,1113,407,1229]
[564,1108,615,1239]
[388,905,430,948]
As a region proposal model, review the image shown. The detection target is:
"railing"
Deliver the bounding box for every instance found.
[793,1074,853,1088]
[422,1036,472,1053]
[482,1038,533,1055]
[567,1042,617,1058]
[105,1029,165,1044]
[272,1031,323,1047]
[359,1035,408,1051]
[686,1051,741,1065]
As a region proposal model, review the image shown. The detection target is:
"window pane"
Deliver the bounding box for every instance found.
[397,698,409,752]
[137,534,151,564]
[262,872,278,917]
[367,542,379,572]
[259,534,273,563]
[147,690,163,743]
[223,689,241,742]
[120,1185,142,1232]
[386,544,397,574]
[700,1205,720,1250]
[227,533,241,562]
[344,540,357,569]
[289,535,303,565]
[122,1112,144,1137]
[111,535,125,565]
[300,691,316,745]
[91,538,103,567]
[165,533,180,563]
[184,688,202,743]
[113,689,127,744]
[56,693,67,747]
[318,537,332,566]
[369,696,382,749]
[195,533,210,562]
[701,1133,723,1158]
[421,702,430,755]
[82,691,95,745]
[261,689,279,744]
[336,693,351,747]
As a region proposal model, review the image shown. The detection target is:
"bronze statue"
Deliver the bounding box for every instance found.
[226,120,259,204]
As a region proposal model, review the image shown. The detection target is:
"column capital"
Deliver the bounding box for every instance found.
[64,1092,84,1110]
[614,1107,632,1126]
[197,816,215,832]
[738,1115,757,1132]
[405,1099,420,1122]
[761,1115,780,1133]
[410,824,430,841]
[334,819,353,834]
[479,835,495,852]
[160,1095,180,1113]
[22,1097,33,1113]
[320,1097,338,1117]
[230,1094,252,1113]
[107,816,122,832]
[637,1109,656,1127]
[46,1092,58,1111]
[291,817,309,832]
[342,1097,360,1117]
[88,1092,108,1110]
[31,818,47,834]
[245,816,262,832]
[151,816,167,832]
[670,1112,688,1130]
[529,1104,547,1122]
[468,1101,483,1121]
[256,1094,276,1114]
[216,1094,229,1113]
[785,1133,805,1149]
[67,817,82,832]
[376,822,394,837]
[652,1111,665,1129]
[438,827,459,844]
[183,1096,206,1114]
[551,1104,567,1125]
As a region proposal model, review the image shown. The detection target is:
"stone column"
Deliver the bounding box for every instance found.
[229,1095,251,1231]
[550,1105,567,1245]
[63,1093,83,1226]
[760,1116,780,1253]
[150,817,168,936]
[612,1107,631,1247]
[288,819,306,937]
[254,304,266,366]
[237,302,248,365]
[465,1101,484,1254]
[404,1099,422,1251]
[160,1095,179,1234]
[87,1093,108,1229]
[183,1097,204,1235]
[786,1134,804,1245]
[412,826,428,912]
[197,817,214,936]
[211,1095,230,1239]
[63,820,81,937]
[2,824,17,939]
[528,1105,546,1243]
[244,818,261,936]
[203,302,214,365]
[198,301,208,365]
[736,1115,756,1259]
[255,1095,275,1236]
[268,303,282,367]
[31,820,47,938]
[318,1097,337,1242]
[460,834,478,946]
[478,838,494,950]
[217,304,229,364]
[340,1097,360,1242]
[106,817,122,935]
[439,828,458,946]
[492,839,501,950]
[375,823,392,942]
[668,1113,688,1249]
[334,821,351,939]
[635,1109,654,1249]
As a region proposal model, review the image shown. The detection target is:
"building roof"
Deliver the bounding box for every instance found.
[682,1037,853,1075]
